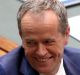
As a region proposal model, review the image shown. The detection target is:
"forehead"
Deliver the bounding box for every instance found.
[21,9,59,25]
[21,10,60,35]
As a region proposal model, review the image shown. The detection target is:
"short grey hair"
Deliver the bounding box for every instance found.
[17,0,68,35]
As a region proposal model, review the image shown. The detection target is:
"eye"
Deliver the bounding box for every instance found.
[43,39,55,45]
[26,40,37,47]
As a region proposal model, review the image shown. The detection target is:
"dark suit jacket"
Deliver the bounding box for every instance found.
[0,46,80,75]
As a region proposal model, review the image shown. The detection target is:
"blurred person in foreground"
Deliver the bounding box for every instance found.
[0,0,80,75]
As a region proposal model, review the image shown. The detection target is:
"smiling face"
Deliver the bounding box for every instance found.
[20,10,69,74]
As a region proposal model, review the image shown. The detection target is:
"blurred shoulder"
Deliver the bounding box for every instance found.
[0,46,24,75]
[64,47,80,64]
[64,47,80,54]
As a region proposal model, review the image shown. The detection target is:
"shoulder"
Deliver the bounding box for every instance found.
[64,47,80,65]
[64,47,80,55]
[63,47,80,74]
[0,64,5,75]
[0,46,23,62]
[0,46,24,75]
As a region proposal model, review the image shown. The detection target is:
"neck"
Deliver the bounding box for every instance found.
[40,60,62,75]
[40,66,60,75]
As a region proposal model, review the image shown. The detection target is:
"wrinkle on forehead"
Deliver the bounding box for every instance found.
[21,10,59,35]
[21,9,59,24]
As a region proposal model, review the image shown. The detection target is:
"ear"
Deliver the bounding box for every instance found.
[66,25,70,36]
[64,25,70,45]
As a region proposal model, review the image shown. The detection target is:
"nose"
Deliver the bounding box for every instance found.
[36,43,48,56]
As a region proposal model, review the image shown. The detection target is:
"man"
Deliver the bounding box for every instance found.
[0,0,80,75]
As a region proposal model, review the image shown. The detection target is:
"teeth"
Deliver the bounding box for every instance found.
[37,59,48,62]
[35,56,53,62]
[36,57,52,62]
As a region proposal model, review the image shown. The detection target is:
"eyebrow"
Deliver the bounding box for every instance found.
[25,37,56,41]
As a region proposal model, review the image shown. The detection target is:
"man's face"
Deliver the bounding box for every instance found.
[21,10,69,74]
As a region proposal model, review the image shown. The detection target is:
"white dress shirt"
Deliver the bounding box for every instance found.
[40,59,66,75]
[56,59,66,75]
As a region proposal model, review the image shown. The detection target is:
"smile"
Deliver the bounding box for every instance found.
[35,56,53,62]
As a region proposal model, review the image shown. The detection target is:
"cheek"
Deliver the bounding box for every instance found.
[23,46,36,58]
[23,47,32,57]
[48,45,64,58]
[22,42,34,56]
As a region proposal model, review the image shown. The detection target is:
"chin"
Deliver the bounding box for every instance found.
[33,62,60,74]
[35,66,53,74]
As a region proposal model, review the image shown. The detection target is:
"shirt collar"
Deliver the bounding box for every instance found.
[56,59,66,75]
[40,59,66,75]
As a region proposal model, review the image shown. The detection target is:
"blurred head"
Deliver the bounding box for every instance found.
[17,0,70,74]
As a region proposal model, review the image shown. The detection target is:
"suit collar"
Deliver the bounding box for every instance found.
[20,56,39,75]
[0,46,24,75]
